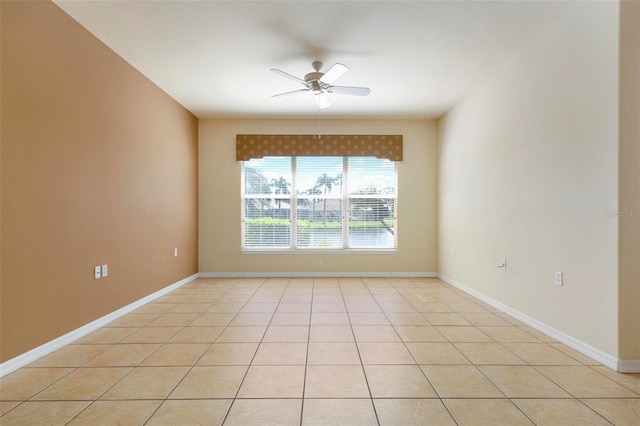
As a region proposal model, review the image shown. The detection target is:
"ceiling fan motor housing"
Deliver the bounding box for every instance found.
[270,60,369,107]
[304,72,324,82]
[305,60,325,89]
[305,63,326,94]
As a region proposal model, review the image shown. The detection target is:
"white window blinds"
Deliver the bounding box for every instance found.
[242,156,397,250]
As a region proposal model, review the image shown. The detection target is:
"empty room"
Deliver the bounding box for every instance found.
[1,0,638,424]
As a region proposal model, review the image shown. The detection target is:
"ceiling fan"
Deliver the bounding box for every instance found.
[270,61,370,109]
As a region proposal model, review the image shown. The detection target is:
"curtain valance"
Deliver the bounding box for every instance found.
[236,134,403,161]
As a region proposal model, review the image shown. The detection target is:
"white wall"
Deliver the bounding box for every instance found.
[199,119,438,275]
[438,2,619,356]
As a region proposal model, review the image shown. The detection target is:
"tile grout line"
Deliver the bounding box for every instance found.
[3,277,638,425]
[220,277,288,425]
[378,277,468,425]
[124,277,249,425]
[400,279,470,424]
[345,277,383,426]
[299,277,315,426]
[140,277,238,425]
[219,277,271,425]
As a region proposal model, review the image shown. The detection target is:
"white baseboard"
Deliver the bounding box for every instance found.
[0,273,198,378]
[8,271,631,377]
[438,274,632,372]
[199,272,438,278]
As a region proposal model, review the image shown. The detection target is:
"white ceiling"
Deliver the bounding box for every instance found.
[54,0,573,119]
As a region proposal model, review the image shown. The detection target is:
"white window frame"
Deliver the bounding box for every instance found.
[241,156,397,253]
[241,156,398,254]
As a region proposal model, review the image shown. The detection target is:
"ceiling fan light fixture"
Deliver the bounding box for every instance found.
[316,92,330,109]
[311,81,322,94]
[271,61,370,108]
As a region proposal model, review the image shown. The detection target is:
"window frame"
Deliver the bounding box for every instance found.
[241,156,398,253]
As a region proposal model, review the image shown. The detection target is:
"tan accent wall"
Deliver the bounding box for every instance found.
[200,119,437,274]
[0,1,198,362]
[438,2,620,356]
[0,0,4,362]
[618,0,640,361]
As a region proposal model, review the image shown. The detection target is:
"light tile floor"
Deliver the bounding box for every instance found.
[1,277,639,425]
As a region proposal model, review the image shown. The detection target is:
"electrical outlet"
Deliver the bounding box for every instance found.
[555,271,563,286]
[498,258,506,270]
[94,266,101,280]
[174,248,178,257]
[102,264,108,277]
[316,259,322,268]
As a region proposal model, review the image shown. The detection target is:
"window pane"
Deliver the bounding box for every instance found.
[348,198,395,248]
[295,157,344,248]
[243,157,292,248]
[244,202,291,247]
[297,199,343,248]
[347,157,396,196]
[296,157,344,197]
[244,157,292,196]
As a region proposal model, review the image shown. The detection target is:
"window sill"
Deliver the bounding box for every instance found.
[241,249,398,255]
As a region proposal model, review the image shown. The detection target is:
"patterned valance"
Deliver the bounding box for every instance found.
[236,134,403,161]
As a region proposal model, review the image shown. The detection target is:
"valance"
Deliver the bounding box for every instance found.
[236,134,403,161]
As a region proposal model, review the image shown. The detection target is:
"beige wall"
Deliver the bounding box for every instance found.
[438,2,620,356]
[618,0,640,361]
[199,119,437,274]
[0,0,3,362]
[0,1,198,362]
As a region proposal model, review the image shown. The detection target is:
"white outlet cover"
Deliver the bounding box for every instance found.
[94,266,101,280]
[102,264,108,277]
[555,271,563,286]
[499,258,506,269]
[174,248,178,257]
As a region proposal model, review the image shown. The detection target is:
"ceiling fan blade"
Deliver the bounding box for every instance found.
[316,92,330,109]
[319,63,348,84]
[272,88,311,98]
[270,68,308,86]
[328,85,371,96]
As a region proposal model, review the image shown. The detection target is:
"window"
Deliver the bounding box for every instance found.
[242,156,397,251]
